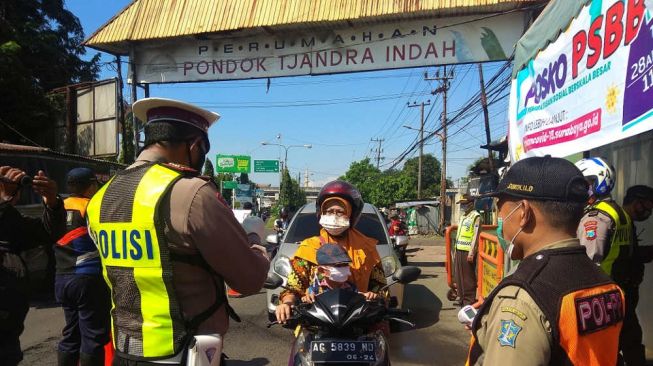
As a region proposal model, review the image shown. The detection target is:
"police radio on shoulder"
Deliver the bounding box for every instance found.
[458,305,477,325]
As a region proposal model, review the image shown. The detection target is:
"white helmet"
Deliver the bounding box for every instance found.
[575,157,615,197]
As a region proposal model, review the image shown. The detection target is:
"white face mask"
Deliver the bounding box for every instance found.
[325,266,351,283]
[319,214,350,236]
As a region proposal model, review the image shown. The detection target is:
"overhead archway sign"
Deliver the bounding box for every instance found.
[132,12,527,83]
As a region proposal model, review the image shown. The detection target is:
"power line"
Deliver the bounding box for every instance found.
[382,60,512,170]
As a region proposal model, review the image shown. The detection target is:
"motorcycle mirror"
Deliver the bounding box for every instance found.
[395,235,409,246]
[264,273,284,289]
[266,234,278,245]
[392,266,421,284]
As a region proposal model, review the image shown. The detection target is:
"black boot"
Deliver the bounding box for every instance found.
[79,352,105,366]
[57,351,78,366]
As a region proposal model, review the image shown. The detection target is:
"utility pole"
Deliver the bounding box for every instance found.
[129,46,139,160]
[407,100,431,199]
[304,167,313,189]
[478,63,494,172]
[370,138,385,169]
[426,66,454,233]
[116,56,127,162]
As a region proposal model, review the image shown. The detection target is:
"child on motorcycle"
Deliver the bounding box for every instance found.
[275,180,387,325]
[301,244,357,303]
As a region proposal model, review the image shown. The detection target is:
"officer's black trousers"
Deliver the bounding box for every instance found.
[619,285,645,366]
[0,273,29,366]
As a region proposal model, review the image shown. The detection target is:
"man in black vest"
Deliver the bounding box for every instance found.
[0,166,65,366]
[467,156,624,365]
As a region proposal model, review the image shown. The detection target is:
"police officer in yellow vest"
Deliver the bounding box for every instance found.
[453,194,481,306]
[86,98,270,365]
[576,158,651,366]
[467,156,624,366]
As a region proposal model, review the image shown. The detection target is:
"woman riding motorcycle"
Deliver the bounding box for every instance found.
[275,180,387,324]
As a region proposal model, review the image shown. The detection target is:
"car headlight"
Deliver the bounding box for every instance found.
[273,255,291,277]
[381,256,399,277]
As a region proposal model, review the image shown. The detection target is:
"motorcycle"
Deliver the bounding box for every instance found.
[390,235,410,266]
[265,266,421,366]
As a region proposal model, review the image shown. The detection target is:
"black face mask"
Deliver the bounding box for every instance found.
[186,138,208,172]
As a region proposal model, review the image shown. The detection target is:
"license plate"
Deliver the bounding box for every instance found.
[310,341,376,363]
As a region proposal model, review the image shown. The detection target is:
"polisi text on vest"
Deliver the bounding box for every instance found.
[93,229,155,261]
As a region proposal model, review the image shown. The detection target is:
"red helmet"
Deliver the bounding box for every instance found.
[316,180,365,224]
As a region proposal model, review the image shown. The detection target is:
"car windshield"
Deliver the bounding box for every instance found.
[284,212,388,244]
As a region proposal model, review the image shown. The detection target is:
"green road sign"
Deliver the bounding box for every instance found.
[216,154,251,173]
[222,181,238,189]
[254,159,279,173]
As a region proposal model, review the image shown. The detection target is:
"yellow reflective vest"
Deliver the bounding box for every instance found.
[594,201,633,277]
[455,210,480,251]
[87,163,215,359]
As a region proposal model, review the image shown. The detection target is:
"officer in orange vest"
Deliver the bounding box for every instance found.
[467,156,624,366]
[55,168,110,366]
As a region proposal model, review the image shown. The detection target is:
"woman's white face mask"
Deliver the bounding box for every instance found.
[319,214,350,236]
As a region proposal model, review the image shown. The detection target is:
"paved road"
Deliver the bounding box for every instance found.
[20,236,470,365]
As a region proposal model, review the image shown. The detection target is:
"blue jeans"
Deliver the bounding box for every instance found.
[55,274,111,356]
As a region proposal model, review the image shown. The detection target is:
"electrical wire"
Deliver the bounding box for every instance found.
[382,60,512,169]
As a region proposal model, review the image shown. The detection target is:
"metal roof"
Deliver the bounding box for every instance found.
[0,143,126,168]
[85,0,546,54]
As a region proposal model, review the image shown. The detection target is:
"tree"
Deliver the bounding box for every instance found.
[367,171,415,207]
[278,168,306,212]
[467,153,500,177]
[0,0,100,146]
[215,172,233,204]
[117,112,135,164]
[202,159,215,178]
[339,158,381,201]
[402,154,443,198]
[339,155,446,207]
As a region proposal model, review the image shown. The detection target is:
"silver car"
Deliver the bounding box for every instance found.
[265,202,404,319]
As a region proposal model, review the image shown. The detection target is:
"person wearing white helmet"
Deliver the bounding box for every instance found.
[575,157,643,365]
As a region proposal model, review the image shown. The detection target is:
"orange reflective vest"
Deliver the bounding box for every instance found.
[467,246,624,365]
[55,196,101,275]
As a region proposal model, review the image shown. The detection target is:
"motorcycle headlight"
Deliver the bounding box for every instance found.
[373,331,387,366]
[358,331,387,366]
[381,256,399,277]
[273,255,291,277]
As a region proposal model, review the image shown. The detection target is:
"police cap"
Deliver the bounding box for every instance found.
[481,156,588,203]
[133,98,220,149]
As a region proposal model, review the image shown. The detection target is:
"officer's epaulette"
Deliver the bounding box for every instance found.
[161,162,199,176]
[586,209,600,217]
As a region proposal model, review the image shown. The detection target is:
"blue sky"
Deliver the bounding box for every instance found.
[67,0,510,187]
